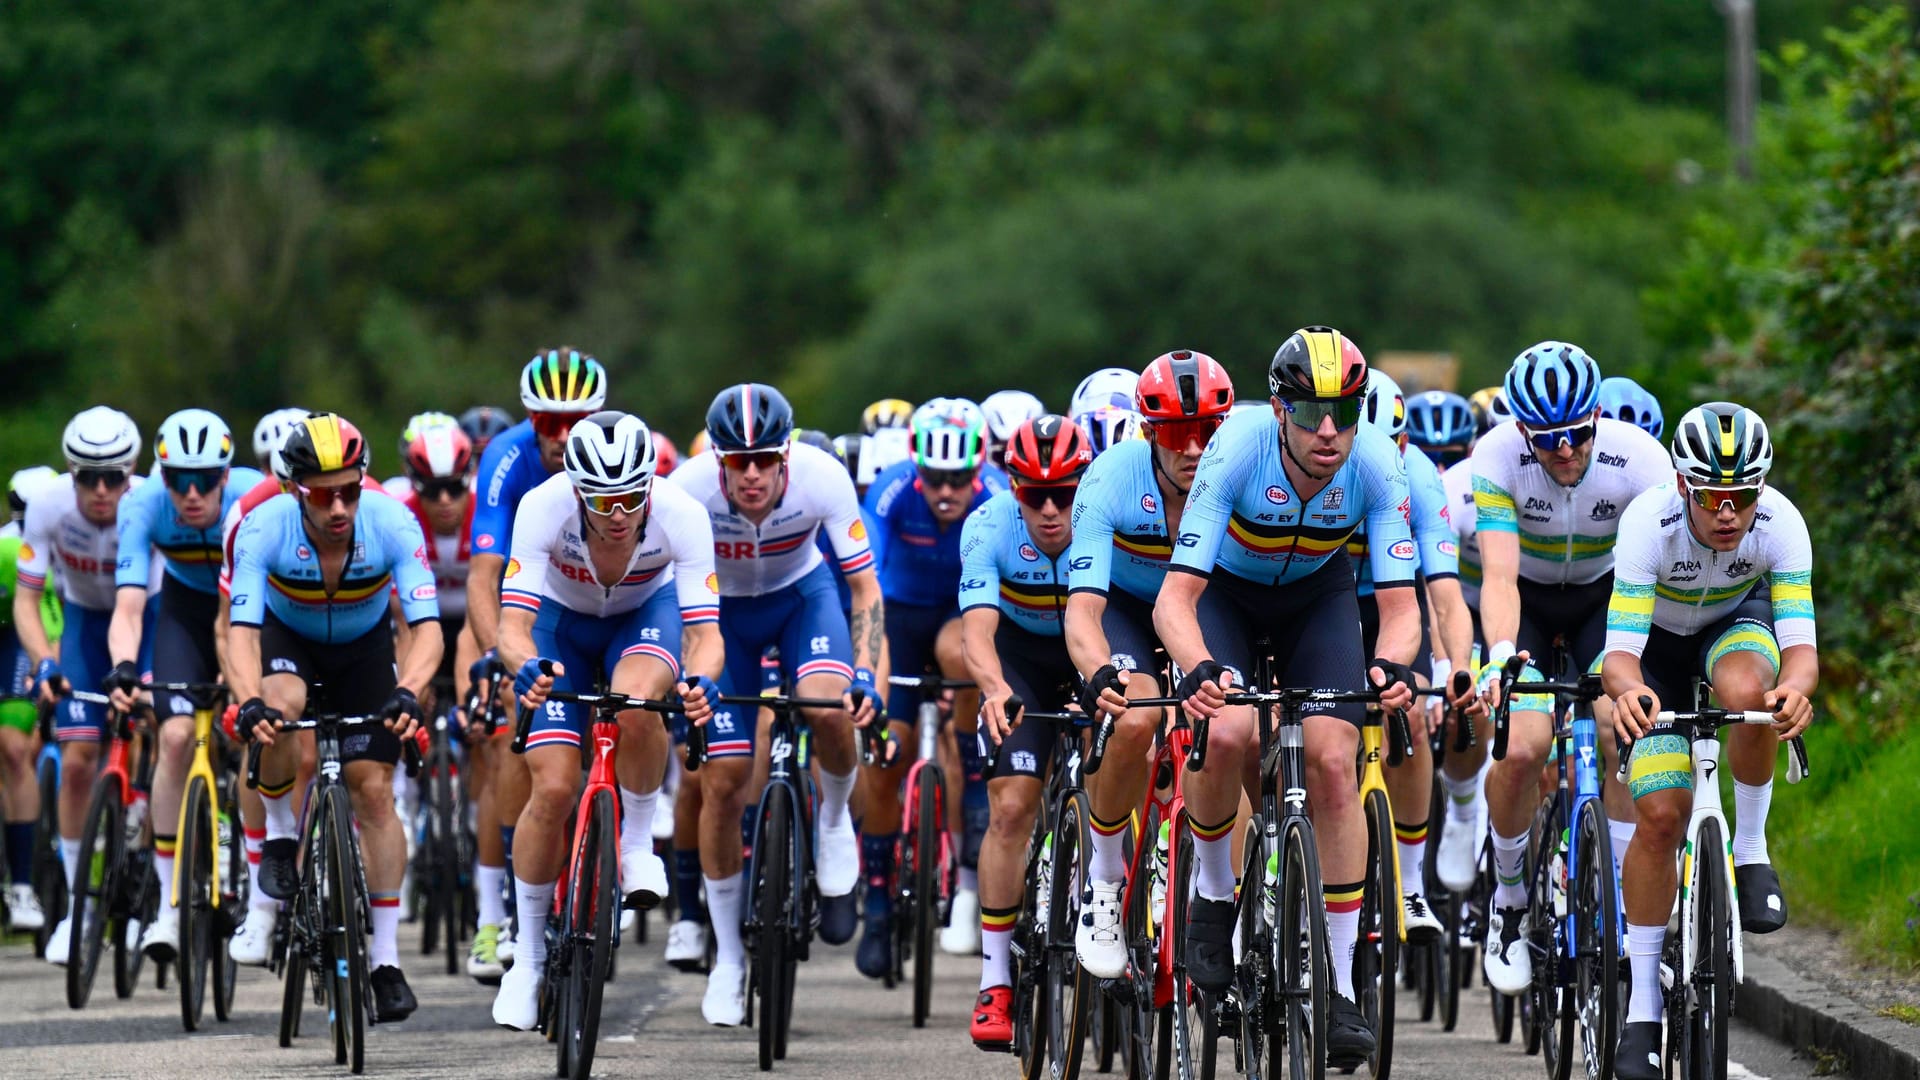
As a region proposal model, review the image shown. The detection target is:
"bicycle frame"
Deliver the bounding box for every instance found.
[554,708,625,925]
[1355,714,1405,942]
[152,682,229,910]
[898,693,952,924]
[1117,709,1195,1011]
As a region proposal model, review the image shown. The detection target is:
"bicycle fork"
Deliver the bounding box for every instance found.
[1677,734,1742,990]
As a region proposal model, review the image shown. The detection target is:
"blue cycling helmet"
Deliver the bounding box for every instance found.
[1405,390,1477,451]
[1597,376,1665,440]
[1503,341,1602,428]
[706,383,795,453]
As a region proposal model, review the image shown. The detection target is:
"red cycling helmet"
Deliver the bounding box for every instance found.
[652,430,680,477]
[1004,415,1093,484]
[1135,350,1234,419]
[403,424,474,482]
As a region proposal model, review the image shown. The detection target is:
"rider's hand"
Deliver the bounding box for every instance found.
[1614,686,1660,742]
[32,658,64,704]
[1080,663,1130,720]
[844,667,879,728]
[677,674,719,725]
[1764,686,1814,740]
[514,657,559,710]
[1446,672,1488,721]
[382,685,422,742]
[470,648,499,700]
[979,691,1017,746]
[238,697,285,747]
[1367,658,1417,714]
[1476,647,1531,712]
[103,660,141,714]
[1175,660,1233,719]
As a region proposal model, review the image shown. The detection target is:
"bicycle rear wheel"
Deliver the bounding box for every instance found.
[33,751,65,958]
[1572,800,1617,1080]
[432,748,462,977]
[1279,818,1328,1080]
[1015,807,1052,1080]
[1437,885,1463,1033]
[67,774,123,1009]
[911,764,942,1028]
[1164,816,1215,1080]
[1527,799,1570,1076]
[755,782,794,1073]
[213,783,242,1022]
[1049,790,1093,1080]
[177,776,213,1031]
[1234,817,1270,1080]
[1121,805,1161,1080]
[321,789,368,1074]
[1358,788,1397,1079]
[1682,820,1733,1080]
[116,852,155,999]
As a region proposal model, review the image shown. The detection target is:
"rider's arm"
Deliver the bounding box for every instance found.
[387,513,444,695]
[1767,497,1819,702]
[1062,463,1118,677]
[227,624,264,703]
[394,610,443,696]
[1470,449,1522,664]
[466,553,504,653]
[846,569,885,672]
[107,586,148,668]
[497,607,537,674]
[1426,577,1473,676]
[16,499,56,665]
[224,507,276,702]
[956,505,1009,697]
[464,437,520,653]
[1600,494,1662,727]
[680,620,723,682]
[959,605,1009,700]
[1064,591,1112,677]
[819,452,885,673]
[108,486,156,667]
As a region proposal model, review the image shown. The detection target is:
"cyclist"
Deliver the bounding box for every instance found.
[250,407,309,474]
[383,411,459,497]
[1069,367,1138,418]
[1074,404,1145,458]
[653,430,680,478]
[961,415,1091,1048]
[860,398,915,436]
[4,463,72,932]
[1160,326,1421,1069]
[980,390,1046,469]
[468,348,610,975]
[1467,385,1512,437]
[104,409,264,964]
[459,405,516,458]
[1065,349,1233,981]
[1473,342,1671,995]
[862,397,1004,973]
[1603,403,1814,1078]
[401,419,479,696]
[229,412,439,1019]
[1598,375,1666,440]
[668,384,883,1021]
[21,409,139,957]
[489,411,722,1030]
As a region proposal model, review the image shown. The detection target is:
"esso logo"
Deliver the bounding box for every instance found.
[295,545,311,560]
[1439,540,1458,557]
[1019,543,1039,562]
[1265,486,1290,505]
[1141,493,1158,514]
[1389,540,1416,560]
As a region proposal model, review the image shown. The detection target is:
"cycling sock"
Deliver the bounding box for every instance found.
[4,821,33,885]
[259,782,297,841]
[862,832,896,918]
[1324,880,1364,1000]
[706,874,745,967]
[154,834,177,911]
[817,766,856,831]
[1190,815,1237,902]
[618,785,656,858]
[980,905,1017,990]
[60,837,81,892]
[1440,768,1479,822]
[368,891,402,969]
[1609,819,1637,877]
[1088,813,1130,885]
[958,866,978,895]
[672,849,707,924]
[513,877,556,968]
[1394,817,1428,894]
[1626,922,1665,1024]
[1732,780,1772,866]
[244,827,275,911]
[475,863,507,928]
[1491,827,1528,909]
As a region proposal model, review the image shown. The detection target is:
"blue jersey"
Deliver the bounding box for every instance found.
[1351,445,1459,597]
[228,491,439,642]
[471,421,553,559]
[116,467,267,595]
[864,460,1007,609]
[1172,408,1414,588]
[1065,439,1173,604]
[958,491,1069,637]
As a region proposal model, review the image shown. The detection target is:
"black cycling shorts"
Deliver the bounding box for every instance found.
[884,600,955,721]
[261,614,404,766]
[1516,573,1614,675]
[1636,589,1778,711]
[150,584,221,719]
[1099,588,1164,678]
[1191,552,1374,727]
[988,623,1077,782]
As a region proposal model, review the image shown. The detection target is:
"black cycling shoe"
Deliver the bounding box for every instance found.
[371,965,418,1022]
[1326,993,1377,1070]
[1614,1020,1664,1080]
[258,838,301,901]
[818,891,858,946]
[1735,862,1788,934]
[1184,897,1236,994]
[855,912,892,979]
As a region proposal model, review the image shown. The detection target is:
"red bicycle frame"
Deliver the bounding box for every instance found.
[899,756,952,904]
[552,715,623,921]
[1120,715,1198,1009]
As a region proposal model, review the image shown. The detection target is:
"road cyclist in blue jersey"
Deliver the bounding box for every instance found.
[1159,327,1425,1070]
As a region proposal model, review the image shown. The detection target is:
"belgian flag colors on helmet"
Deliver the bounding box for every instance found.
[1268,326,1368,400]
[279,413,369,480]
[520,347,608,413]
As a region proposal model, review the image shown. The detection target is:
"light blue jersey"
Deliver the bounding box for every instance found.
[228,491,439,642]
[1352,444,1458,596]
[1065,439,1174,604]
[116,467,267,594]
[957,491,1068,637]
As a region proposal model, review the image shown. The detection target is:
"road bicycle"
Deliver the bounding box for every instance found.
[64,689,160,1007]
[411,674,477,976]
[886,673,968,1028]
[150,680,241,1031]
[1409,675,1476,1034]
[28,698,67,958]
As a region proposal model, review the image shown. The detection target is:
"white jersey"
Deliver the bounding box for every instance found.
[668,442,874,597]
[499,472,720,622]
[1604,484,1815,655]
[19,472,144,611]
[1469,418,1670,586]
[1441,462,1481,608]
[383,476,414,500]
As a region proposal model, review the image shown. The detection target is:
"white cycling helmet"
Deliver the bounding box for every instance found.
[154,408,235,470]
[1362,369,1407,440]
[865,427,912,485]
[1073,405,1144,456]
[63,406,142,472]
[563,411,657,495]
[980,390,1047,444]
[251,407,309,463]
[1670,402,1774,487]
[909,397,988,471]
[1070,367,1139,418]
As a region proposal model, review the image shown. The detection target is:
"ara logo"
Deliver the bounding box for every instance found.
[1671,559,1702,575]
[1598,451,1629,468]
[1019,543,1039,561]
[1142,493,1158,514]
[1727,557,1755,577]
[1524,496,1555,512]
[1264,486,1290,505]
[1321,488,1345,510]
[1589,500,1618,521]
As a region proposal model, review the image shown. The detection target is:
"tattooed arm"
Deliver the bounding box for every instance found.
[846,568,886,673]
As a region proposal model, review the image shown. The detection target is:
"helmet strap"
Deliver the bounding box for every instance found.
[1150,442,1190,499]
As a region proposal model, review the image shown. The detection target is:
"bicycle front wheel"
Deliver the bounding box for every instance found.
[432,747,463,977]
[911,764,942,1028]
[1358,788,1397,1079]
[1527,799,1570,1076]
[177,776,214,1031]
[755,782,795,1073]
[1573,800,1618,1080]
[560,786,617,1080]
[1278,818,1328,1080]
[321,789,368,1074]
[68,773,124,1009]
[33,751,66,958]
[213,780,242,1022]
[1682,819,1733,1080]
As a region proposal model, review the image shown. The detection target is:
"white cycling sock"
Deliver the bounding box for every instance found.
[1627,922,1666,1024]
[1396,821,1428,895]
[154,851,177,912]
[1609,819,1637,877]
[1088,819,1129,885]
[475,863,507,928]
[707,874,745,967]
[260,789,297,842]
[514,877,556,969]
[1441,769,1479,823]
[369,897,402,969]
[980,926,1013,991]
[958,866,978,895]
[60,837,81,892]
[817,767,856,831]
[1192,831,1236,902]
[618,786,656,858]
[1325,903,1360,1000]
[1732,780,1772,866]
[1491,827,1529,909]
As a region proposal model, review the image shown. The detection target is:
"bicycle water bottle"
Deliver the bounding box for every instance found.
[1035,833,1054,928]
[217,811,236,882]
[1262,847,1279,928]
[1551,826,1570,919]
[125,793,149,849]
[1150,821,1171,919]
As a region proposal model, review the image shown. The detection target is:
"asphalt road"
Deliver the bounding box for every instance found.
[0,914,1846,1078]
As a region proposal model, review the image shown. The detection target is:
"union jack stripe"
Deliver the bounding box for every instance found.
[838,550,873,574]
[681,606,720,624]
[706,739,753,758]
[526,728,582,750]
[795,659,854,683]
[501,590,542,613]
[620,642,682,679]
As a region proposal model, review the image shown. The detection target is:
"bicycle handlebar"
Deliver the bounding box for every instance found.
[1614,696,1811,785]
[885,675,974,691]
[246,711,422,788]
[1413,670,1478,759]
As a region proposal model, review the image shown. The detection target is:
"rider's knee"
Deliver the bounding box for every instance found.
[698,756,751,807]
[985,786,1038,840]
[1632,791,1688,845]
[1712,667,1771,711]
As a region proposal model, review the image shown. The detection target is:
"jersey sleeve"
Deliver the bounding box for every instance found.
[217,500,246,595]
[227,509,273,628]
[1409,455,1457,579]
[957,504,1003,613]
[386,506,441,626]
[1764,498,1816,651]
[1602,492,1663,659]
[1168,432,1249,577]
[862,466,911,578]
[1470,440,1517,535]
[469,436,520,557]
[500,496,554,617]
[1066,461,1118,595]
[18,495,54,593]
[818,463,875,576]
[664,494,720,625]
[1359,438,1417,588]
[114,485,156,589]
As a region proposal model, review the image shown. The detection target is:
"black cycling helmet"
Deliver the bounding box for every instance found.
[459,405,515,452]
[705,383,795,453]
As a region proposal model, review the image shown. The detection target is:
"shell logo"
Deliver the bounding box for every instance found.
[504,558,522,578]
[849,518,867,541]
[704,572,720,595]
[18,543,33,563]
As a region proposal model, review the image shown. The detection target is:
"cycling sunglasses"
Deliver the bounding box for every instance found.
[295,478,362,509]
[1524,421,1596,452]
[1688,483,1762,513]
[417,477,467,501]
[581,490,649,516]
[1012,481,1078,511]
[74,467,130,491]
[530,411,591,441]
[917,466,978,491]
[1279,395,1363,432]
[161,466,225,496]
[720,449,786,473]
[1147,416,1223,451]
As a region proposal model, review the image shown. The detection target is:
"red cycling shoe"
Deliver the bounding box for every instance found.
[971,985,1013,1051]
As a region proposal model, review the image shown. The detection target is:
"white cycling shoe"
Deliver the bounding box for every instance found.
[45,915,74,966]
[666,920,710,972]
[1483,905,1533,995]
[492,958,543,1031]
[703,961,747,1026]
[1436,815,1481,894]
[7,883,46,931]
[1075,880,1127,979]
[941,888,981,955]
[815,819,859,898]
[140,907,180,963]
[1402,891,1443,946]
[621,847,667,910]
[229,906,278,966]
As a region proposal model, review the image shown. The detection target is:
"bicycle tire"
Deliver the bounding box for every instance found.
[777,782,807,1062]
[213,780,242,1022]
[1572,800,1617,1080]
[1279,817,1328,1080]
[1527,798,1569,1074]
[67,773,123,1009]
[116,852,155,999]
[33,751,66,958]
[1232,817,1269,1080]
[322,789,368,1074]
[1358,788,1397,1079]
[1684,819,1733,1080]
[1049,790,1092,1080]
[1438,886,1463,1032]
[912,764,941,1028]
[279,922,308,1046]
[1122,804,1161,1080]
[1164,818,1211,1080]
[557,786,616,1080]
[178,776,213,1031]
[432,747,461,976]
[755,782,794,1072]
[1015,805,1053,1080]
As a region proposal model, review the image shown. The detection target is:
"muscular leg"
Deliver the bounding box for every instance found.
[977,776,1040,991]
[346,760,406,968]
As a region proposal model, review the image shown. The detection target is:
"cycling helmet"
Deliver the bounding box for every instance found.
[705,383,795,453]
[1503,341,1601,428]
[9,465,59,516]
[403,423,475,481]
[909,397,988,471]
[794,429,837,457]
[688,430,711,458]
[832,433,865,478]
[279,413,369,480]
[458,405,515,450]
[1404,390,1476,451]
[652,431,680,477]
[1467,386,1512,435]
[981,390,1047,445]
[867,428,912,483]
[1361,369,1407,439]
[1598,376,1665,440]
[153,408,235,470]
[563,411,657,495]
[1268,326,1368,399]
[520,347,608,413]
[1669,402,1773,486]
[1074,405,1145,456]
[398,411,459,461]
[860,398,914,435]
[63,406,142,471]
[250,407,307,465]
[1070,367,1139,418]
[1135,350,1234,419]
[1004,415,1093,483]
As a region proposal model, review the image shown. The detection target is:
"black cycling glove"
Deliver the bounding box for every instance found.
[102,660,141,696]
[1176,659,1230,703]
